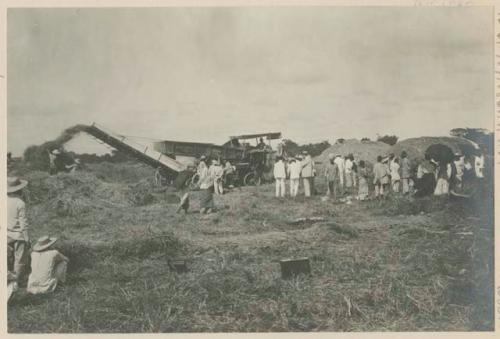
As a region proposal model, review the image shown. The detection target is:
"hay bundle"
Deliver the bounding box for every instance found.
[89,162,153,183]
[25,171,134,217]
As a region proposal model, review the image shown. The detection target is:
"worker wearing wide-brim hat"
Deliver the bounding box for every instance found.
[27,236,69,295]
[7,177,30,284]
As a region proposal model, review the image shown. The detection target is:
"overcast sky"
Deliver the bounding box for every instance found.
[7,6,494,155]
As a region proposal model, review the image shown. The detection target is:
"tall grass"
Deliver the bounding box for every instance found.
[8,162,493,332]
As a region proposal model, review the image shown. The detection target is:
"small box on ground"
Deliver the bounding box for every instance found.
[279,257,311,279]
[169,259,188,273]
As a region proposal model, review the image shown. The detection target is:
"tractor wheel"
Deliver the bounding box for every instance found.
[243,172,261,186]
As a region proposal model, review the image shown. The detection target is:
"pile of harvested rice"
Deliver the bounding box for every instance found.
[22,169,166,217]
[315,139,391,169]
[390,136,479,168]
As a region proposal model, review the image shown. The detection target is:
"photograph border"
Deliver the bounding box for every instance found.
[0,0,497,338]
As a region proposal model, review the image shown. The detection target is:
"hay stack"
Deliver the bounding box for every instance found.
[24,168,164,218]
[390,137,479,168]
[315,139,391,168]
[23,124,90,171]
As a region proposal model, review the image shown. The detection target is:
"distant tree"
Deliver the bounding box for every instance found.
[449,128,468,138]
[377,135,399,146]
[282,139,331,157]
[336,138,345,144]
[282,139,300,156]
[361,137,370,142]
[299,140,331,157]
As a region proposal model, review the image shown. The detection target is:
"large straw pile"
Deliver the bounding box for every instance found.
[390,136,479,168]
[23,125,90,171]
[315,139,391,168]
[23,169,164,219]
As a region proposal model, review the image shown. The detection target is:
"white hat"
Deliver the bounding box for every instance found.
[7,177,28,194]
[51,149,61,155]
[32,236,58,252]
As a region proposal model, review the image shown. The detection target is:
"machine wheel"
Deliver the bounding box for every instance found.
[243,172,261,186]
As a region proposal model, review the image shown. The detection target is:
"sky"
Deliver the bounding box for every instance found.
[7,6,494,156]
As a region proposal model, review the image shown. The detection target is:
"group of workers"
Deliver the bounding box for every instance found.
[8,148,76,301]
[7,141,487,302]
[193,155,237,214]
[272,150,485,201]
[7,176,69,302]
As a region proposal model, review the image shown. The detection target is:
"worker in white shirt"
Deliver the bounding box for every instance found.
[334,154,345,195]
[273,156,287,198]
[300,151,315,197]
[7,177,31,284]
[27,236,69,295]
[474,153,485,179]
[288,157,301,197]
[209,159,224,195]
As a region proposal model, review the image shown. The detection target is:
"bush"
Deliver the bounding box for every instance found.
[377,135,399,146]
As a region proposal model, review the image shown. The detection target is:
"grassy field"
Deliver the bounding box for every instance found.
[8,162,494,332]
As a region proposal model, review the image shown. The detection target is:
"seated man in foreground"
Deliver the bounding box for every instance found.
[27,236,69,295]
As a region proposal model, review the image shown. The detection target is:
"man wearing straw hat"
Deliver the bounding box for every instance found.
[27,236,69,295]
[7,177,31,284]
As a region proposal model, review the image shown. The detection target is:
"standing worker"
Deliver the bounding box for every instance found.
[324,154,340,200]
[390,158,401,193]
[273,156,286,198]
[300,151,315,197]
[400,151,411,195]
[415,154,437,197]
[344,154,354,196]
[357,160,370,200]
[7,177,31,285]
[209,159,224,195]
[48,149,60,175]
[452,153,465,191]
[197,155,208,183]
[288,157,301,198]
[373,156,389,199]
[199,163,216,214]
[154,166,163,187]
[223,159,236,188]
[334,154,345,195]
